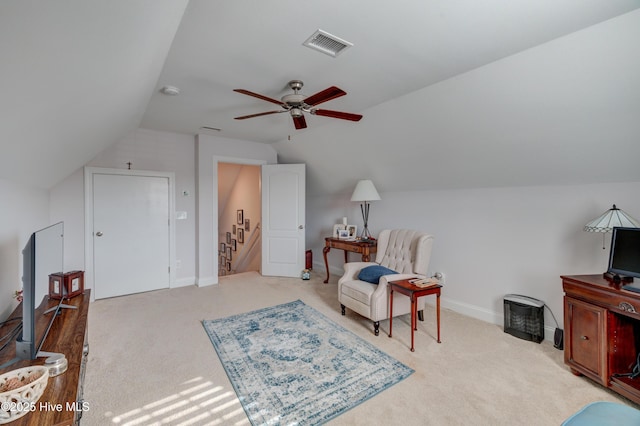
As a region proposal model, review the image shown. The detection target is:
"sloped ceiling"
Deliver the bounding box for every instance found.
[1,1,639,193]
[0,0,188,189]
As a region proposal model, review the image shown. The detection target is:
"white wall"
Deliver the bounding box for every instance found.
[36,129,276,298]
[44,128,196,291]
[0,179,48,319]
[308,181,640,335]
[50,168,85,273]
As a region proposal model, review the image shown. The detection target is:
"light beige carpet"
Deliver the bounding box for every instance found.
[82,271,632,425]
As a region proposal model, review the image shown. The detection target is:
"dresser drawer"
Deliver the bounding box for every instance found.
[563,278,640,320]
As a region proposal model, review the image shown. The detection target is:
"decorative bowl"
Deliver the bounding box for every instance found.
[0,365,49,424]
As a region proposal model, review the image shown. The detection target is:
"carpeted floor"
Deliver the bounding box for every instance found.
[82,271,633,425]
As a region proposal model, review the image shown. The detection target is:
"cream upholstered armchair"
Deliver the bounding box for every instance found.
[338,229,434,336]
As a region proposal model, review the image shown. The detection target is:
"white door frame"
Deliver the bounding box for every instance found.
[210,156,266,282]
[84,167,176,300]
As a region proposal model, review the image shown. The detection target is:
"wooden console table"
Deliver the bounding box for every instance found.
[0,291,90,425]
[562,274,640,405]
[323,237,377,283]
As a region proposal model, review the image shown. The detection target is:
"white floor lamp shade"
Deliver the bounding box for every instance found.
[351,180,381,239]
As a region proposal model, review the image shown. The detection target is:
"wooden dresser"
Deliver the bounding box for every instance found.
[0,291,90,425]
[562,275,640,404]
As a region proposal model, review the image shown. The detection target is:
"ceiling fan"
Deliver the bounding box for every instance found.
[233,80,363,130]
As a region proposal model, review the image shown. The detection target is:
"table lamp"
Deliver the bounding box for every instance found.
[584,204,640,249]
[350,180,381,239]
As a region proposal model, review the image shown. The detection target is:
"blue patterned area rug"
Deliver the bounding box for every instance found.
[202,299,413,425]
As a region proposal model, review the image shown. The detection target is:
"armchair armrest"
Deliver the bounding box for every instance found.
[338,261,376,284]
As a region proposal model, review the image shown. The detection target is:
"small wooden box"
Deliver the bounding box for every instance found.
[49,273,65,299]
[64,270,84,299]
[49,271,84,299]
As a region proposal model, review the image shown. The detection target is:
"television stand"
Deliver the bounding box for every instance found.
[0,291,90,425]
[562,275,640,405]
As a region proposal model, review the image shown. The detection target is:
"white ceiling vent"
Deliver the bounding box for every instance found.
[303,30,353,58]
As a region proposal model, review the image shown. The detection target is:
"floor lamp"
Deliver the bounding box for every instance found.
[351,180,381,240]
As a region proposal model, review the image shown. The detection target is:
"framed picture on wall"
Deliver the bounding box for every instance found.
[226,232,231,244]
[231,239,237,251]
[245,218,250,232]
[226,261,231,271]
[238,228,244,243]
[226,246,232,259]
[237,209,244,225]
[232,224,236,234]
[220,243,226,253]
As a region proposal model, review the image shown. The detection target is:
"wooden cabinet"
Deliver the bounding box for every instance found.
[562,275,640,404]
[564,296,607,385]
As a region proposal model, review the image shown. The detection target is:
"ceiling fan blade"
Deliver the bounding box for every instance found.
[303,86,346,106]
[312,109,363,121]
[292,114,307,129]
[234,110,284,120]
[234,89,286,107]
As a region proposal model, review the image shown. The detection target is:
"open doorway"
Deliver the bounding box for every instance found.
[217,162,261,276]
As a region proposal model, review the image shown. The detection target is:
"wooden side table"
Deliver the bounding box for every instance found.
[323,237,377,283]
[388,278,442,351]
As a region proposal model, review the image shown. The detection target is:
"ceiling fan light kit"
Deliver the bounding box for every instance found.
[234,80,362,130]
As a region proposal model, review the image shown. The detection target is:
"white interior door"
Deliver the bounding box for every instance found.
[92,173,170,299]
[261,164,305,277]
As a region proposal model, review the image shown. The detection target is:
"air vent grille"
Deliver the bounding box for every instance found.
[303,30,353,58]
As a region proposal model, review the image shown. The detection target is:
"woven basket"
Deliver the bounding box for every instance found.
[0,366,49,424]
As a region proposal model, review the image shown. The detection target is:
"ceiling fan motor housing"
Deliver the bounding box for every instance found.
[281,93,305,106]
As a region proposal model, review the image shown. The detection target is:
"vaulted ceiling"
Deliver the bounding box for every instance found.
[2,1,639,194]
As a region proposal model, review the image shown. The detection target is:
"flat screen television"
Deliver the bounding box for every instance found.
[15,222,65,361]
[606,227,640,289]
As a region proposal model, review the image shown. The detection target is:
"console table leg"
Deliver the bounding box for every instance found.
[323,246,331,283]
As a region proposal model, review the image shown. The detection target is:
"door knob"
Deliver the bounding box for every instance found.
[298,225,304,229]
[96,231,103,237]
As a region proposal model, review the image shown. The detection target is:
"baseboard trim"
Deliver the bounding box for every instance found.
[173,277,196,288]
[311,262,557,342]
[426,296,555,343]
[311,260,348,282]
[196,276,218,287]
